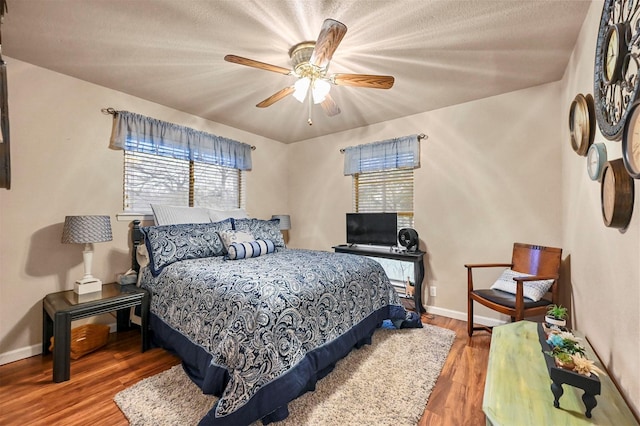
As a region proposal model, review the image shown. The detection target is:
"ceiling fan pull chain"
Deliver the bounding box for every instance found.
[307,85,313,125]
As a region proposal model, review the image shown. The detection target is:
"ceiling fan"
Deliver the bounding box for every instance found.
[224,18,395,125]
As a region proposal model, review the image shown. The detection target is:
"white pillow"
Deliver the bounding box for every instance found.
[135,244,150,287]
[490,268,555,302]
[218,230,255,250]
[208,208,249,222]
[151,204,211,225]
[136,243,150,269]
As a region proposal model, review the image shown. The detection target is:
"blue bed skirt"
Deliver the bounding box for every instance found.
[149,303,407,425]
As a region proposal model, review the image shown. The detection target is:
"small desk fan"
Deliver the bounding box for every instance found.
[398,228,419,252]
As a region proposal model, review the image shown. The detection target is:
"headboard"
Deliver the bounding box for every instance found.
[131,219,143,273]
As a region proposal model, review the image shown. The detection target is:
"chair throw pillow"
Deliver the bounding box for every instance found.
[490,268,555,302]
[227,239,276,260]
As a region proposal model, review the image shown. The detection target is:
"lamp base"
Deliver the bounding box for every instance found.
[74,279,103,294]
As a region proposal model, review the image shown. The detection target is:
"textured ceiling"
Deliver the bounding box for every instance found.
[3,0,591,143]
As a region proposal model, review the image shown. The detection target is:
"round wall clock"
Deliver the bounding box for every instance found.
[587,143,608,181]
[569,94,595,156]
[593,0,640,141]
[622,101,640,178]
[601,158,634,230]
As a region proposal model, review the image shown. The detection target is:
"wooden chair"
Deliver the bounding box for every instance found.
[466,243,562,337]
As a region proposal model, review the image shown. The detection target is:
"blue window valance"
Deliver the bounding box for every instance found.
[343,134,420,175]
[109,110,252,170]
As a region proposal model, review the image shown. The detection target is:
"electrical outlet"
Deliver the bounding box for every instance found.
[430,286,437,297]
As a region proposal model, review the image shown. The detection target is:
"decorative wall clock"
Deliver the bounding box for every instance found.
[594,0,640,141]
[587,143,608,181]
[569,94,595,156]
[622,101,640,178]
[600,158,634,230]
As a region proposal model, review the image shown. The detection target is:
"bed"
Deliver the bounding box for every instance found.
[131,216,420,425]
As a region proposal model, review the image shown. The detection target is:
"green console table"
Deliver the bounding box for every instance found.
[483,321,638,426]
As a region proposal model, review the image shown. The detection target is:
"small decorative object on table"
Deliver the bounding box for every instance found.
[545,304,568,328]
[538,324,605,418]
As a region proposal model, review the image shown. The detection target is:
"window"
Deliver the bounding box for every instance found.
[353,168,414,229]
[123,149,245,214]
[345,135,419,231]
[109,110,252,215]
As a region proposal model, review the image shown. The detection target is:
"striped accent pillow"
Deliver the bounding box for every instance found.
[227,239,276,260]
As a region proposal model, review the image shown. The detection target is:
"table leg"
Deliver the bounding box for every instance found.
[141,291,149,352]
[551,381,564,408]
[52,311,71,383]
[413,259,426,313]
[42,305,53,355]
[582,391,598,418]
[116,307,130,331]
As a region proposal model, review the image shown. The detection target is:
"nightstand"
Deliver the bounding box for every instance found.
[42,282,149,383]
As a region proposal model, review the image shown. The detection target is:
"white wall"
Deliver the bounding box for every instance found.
[0,58,288,363]
[560,0,639,416]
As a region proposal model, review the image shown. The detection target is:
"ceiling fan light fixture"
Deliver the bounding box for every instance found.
[225,18,394,123]
[293,77,310,102]
[312,79,331,104]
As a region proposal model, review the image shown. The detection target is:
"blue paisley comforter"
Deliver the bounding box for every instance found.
[139,248,407,425]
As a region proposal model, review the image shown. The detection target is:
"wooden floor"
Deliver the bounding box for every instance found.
[0,314,491,426]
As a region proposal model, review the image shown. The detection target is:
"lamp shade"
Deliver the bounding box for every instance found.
[312,79,331,104]
[62,215,112,244]
[271,215,291,230]
[293,78,310,103]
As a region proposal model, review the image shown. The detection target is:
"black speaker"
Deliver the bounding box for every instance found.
[398,228,419,252]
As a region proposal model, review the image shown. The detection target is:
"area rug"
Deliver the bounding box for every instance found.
[114,323,456,426]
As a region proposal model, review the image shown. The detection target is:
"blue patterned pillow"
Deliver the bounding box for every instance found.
[142,219,233,276]
[232,218,285,247]
[226,239,276,260]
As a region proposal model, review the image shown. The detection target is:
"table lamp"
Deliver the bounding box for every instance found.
[61,215,112,294]
[271,214,291,244]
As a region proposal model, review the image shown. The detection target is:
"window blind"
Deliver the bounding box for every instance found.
[123,150,245,214]
[353,168,414,229]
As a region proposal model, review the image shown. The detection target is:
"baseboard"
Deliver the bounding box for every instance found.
[0,322,118,366]
[425,305,507,328]
[0,344,42,366]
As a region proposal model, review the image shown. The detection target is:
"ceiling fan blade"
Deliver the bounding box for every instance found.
[224,54,292,75]
[332,73,395,89]
[256,86,295,108]
[321,94,341,117]
[310,19,347,69]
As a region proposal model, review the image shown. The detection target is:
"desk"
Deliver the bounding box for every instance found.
[42,283,149,382]
[333,244,425,313]
[483,321,638,425]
